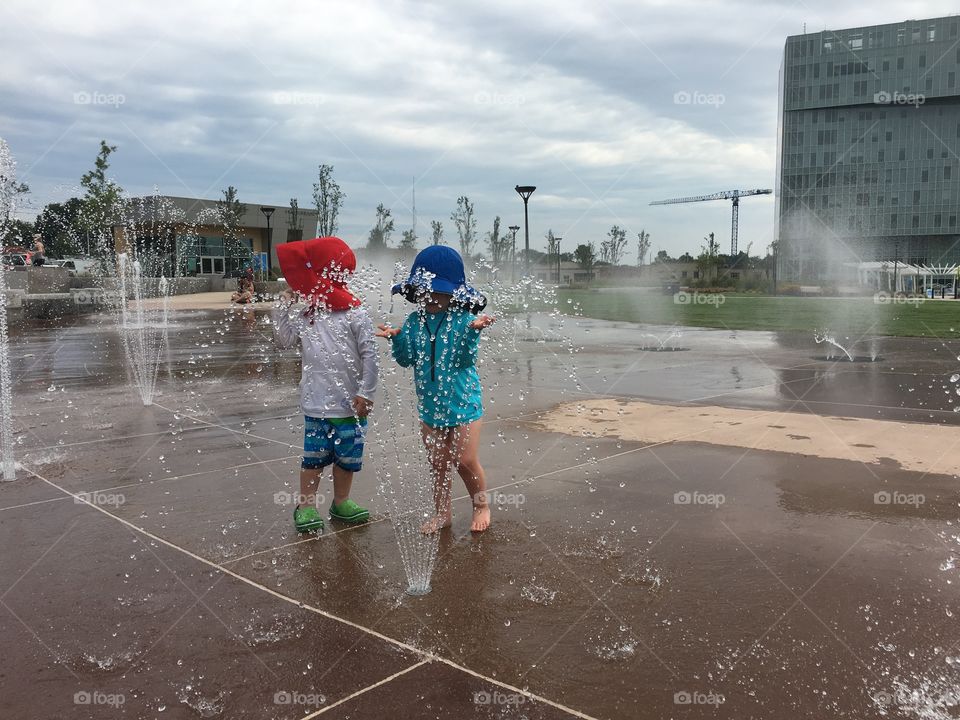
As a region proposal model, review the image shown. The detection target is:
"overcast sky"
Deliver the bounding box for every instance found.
[1,0,957,259]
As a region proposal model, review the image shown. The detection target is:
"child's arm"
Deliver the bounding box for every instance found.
[352,310,379,415]
[451,314,495,368]
[376,316,416,368]
[271,298,300,349]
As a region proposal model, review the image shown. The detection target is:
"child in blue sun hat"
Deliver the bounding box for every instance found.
[376,245,496,533]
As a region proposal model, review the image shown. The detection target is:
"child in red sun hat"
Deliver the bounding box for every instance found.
[274,237,379,533]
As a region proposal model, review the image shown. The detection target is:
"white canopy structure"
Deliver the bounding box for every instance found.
[849,261,960,294]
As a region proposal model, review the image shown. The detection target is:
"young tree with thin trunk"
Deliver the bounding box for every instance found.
[430,220,443,246]
[367,203,394,250]
[312,164,344,237]
[606,225,627,266]
[450,196,477,258]
[80,140,124,248]
[636,229,651,266]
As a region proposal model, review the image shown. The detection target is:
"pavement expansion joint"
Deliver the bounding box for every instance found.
[23,465,601,720]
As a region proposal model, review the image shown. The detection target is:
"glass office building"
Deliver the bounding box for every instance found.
[776,16,960,284]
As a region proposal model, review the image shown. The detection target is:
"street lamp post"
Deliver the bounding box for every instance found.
[508,225,520,283]
[555,237,562,284]
[892,240,900,294]
[515,186,536,277]
[260,207,275,277]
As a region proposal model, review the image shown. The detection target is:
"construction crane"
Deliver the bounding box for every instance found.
[650,189,772,256]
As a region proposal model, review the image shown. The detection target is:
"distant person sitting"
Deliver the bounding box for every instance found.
[31,236,45,267]
[231,268,255,304]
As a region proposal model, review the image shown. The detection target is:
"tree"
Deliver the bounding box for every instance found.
[677,252,695,262]
[367,203,394,250]
[545,229,559,258]
[400,228,417,252]
[312,164,345,237]
[636,229,651,266]
[430,220,443,246]
[34,198,88,257]
[573,242,596,272]
[1,219,34,248]
[450,196,477,257]
[486,216,511,266]
[79,140,124,248]
[653,249,674,263]
[0,180,28,224]
[286,198,304,242]
[216,186,246,245]
[697,231,720,282]
[606,225,628,266]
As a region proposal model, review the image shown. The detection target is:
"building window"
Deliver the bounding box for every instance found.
[922,170,929,183]
[912,215,920,228]
[927,148,934,159]
[935,214,942,228]
[950,215,957,228]
[882,59,890,71]
[919,54,926,68]
[897,57,904,69]
[681,270,688,278]
[891,213,897,227]
[914,190,921,204]
[946,166,953,180]
[693,270,700,279]
[950,72,957,89]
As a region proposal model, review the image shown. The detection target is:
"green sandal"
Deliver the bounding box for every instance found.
[329,498,370,524]
[294,505,324,533]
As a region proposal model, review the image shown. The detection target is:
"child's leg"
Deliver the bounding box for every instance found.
[421,422,454,533]
[332,464,353,505]
[453,420,490,532]
[299,467,323,507]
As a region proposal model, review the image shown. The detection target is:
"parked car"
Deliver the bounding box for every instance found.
[60,257,100,275]
[1,254,27,267]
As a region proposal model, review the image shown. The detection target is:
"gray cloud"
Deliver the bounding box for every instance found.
[1,0,955,259]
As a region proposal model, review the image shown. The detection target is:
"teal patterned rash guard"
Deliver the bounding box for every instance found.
[390,308,483,428]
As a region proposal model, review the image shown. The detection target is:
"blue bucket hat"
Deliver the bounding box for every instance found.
[392,246,487,313]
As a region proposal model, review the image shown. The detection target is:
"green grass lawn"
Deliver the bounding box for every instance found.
[555,288,960,338]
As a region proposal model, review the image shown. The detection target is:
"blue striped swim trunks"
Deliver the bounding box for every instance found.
[302,416,367,472]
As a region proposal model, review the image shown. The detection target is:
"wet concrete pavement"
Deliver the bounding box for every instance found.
[3,306,960,719]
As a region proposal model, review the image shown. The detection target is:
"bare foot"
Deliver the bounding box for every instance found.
[421,513,452,534]
[471,505,491,532]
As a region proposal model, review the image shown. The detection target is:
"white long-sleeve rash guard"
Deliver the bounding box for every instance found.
[272,304,379,418]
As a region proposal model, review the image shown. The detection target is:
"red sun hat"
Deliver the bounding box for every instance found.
[276,237,361,312]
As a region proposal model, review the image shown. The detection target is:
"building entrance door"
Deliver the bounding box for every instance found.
[200,256,225,275]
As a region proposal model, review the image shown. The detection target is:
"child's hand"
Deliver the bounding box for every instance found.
[352,396,373,417]
[469,314,496,330]
[375,323,401,338]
